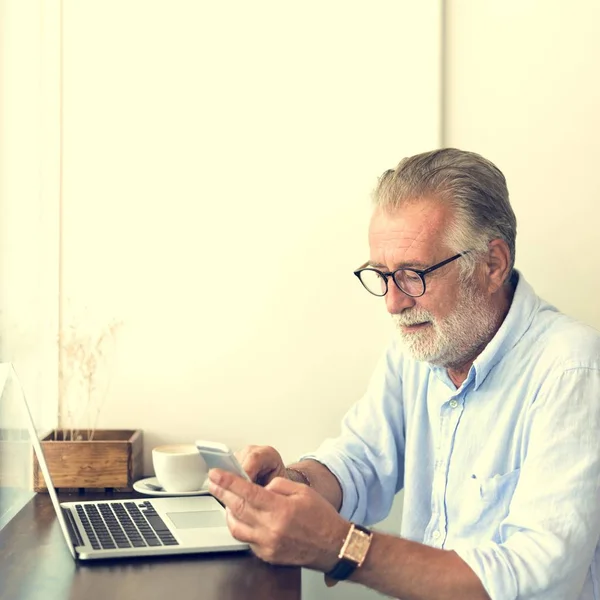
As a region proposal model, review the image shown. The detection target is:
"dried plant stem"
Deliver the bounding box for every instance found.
[58,318,121,441]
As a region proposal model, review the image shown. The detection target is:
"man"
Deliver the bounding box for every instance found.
[208,149,600,599]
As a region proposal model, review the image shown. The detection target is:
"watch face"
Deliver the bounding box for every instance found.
[344,528,372,564]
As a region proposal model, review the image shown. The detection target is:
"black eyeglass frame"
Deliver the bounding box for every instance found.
[353,252,466,298]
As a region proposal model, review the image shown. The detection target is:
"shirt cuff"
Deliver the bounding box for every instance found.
[454,542,518,600]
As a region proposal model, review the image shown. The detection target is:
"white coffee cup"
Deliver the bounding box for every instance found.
[152,444,208,493]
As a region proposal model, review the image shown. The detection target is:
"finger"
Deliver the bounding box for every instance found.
[210,480,259,525]
[226,509,283,567]
[239,452,264,483]
[225,507,258,544]
[266,476,305,496]
[239,447,280,484]
[209,468,275,512]
[234,445,253,468]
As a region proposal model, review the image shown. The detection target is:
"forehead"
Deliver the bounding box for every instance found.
[368,200,453,264]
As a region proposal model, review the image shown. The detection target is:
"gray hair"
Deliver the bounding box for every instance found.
[372,148,517,282]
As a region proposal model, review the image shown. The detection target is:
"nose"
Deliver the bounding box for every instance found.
[385,280,417,314]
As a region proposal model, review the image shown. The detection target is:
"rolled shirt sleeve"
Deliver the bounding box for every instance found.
[300,342,406,525]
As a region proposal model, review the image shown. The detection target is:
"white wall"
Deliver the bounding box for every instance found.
[446,0,600,329]
[0,0,60,527]
[60,1,441,480]
[0,0,60,429]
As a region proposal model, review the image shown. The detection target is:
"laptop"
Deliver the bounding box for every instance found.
[12,364,249,560]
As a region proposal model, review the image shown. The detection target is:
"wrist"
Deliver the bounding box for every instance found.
[324,522,374,587]
[321,519,353,572]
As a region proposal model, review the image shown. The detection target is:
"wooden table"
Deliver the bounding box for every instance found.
[0,491,301,600]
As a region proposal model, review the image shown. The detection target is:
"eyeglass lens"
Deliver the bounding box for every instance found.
[359,269,425,297]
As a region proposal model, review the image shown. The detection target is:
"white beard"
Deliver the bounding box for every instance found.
[392,282,498,368]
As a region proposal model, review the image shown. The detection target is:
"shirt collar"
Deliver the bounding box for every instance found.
[429,270,540,391]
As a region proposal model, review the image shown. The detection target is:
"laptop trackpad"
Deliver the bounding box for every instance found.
[167,510,225,529]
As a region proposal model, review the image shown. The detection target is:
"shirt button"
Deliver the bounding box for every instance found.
[432,530,441,539]
[449,399,458,408]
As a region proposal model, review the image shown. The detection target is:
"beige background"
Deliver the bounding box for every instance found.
[0,0,60,431]
[59,0,441,470]
[1,1,599,598]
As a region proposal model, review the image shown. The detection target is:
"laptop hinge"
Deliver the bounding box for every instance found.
[61,506,84,549]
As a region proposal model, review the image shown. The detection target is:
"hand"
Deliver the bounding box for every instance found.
[208,468,349,570]
[236,445,288,486]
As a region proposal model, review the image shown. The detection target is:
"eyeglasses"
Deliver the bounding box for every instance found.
[353,253,466,298]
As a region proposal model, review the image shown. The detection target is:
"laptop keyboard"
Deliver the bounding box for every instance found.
[74,500,179,550]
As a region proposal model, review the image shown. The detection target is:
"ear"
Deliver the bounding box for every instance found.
[484,239,511,294]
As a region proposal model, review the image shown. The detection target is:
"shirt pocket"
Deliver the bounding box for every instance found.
[460,468,521,542]
[475,468,521,504]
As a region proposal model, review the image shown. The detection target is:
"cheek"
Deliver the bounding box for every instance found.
[420,291,457,321]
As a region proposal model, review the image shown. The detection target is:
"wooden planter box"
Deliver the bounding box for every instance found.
[33,429,143,493]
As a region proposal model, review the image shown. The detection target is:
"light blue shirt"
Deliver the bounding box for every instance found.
[304,273,600,599]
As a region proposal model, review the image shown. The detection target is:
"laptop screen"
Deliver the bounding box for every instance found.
[4,364,76,558]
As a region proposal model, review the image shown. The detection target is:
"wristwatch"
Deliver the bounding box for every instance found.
[324,523,373,586]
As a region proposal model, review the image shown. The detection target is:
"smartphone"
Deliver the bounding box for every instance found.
[195,440,251,481]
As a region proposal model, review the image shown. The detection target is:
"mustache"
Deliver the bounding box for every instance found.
[392,309,434,327]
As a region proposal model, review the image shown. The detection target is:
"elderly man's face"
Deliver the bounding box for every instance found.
[368,200,497,368]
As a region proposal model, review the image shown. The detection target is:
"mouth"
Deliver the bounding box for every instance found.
[400,321,431,332]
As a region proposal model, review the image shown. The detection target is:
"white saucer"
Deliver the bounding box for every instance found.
[133,476,210,497]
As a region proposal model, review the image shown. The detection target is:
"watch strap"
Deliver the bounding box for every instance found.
[326,556,359,580]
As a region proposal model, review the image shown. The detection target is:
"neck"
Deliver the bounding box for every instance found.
[446,280,515,388]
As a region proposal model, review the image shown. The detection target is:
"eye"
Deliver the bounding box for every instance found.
[394,270,425,296]
[403,271,421,282]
